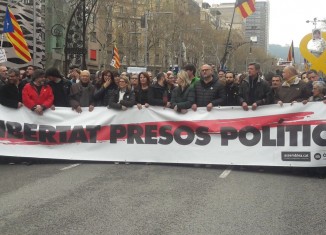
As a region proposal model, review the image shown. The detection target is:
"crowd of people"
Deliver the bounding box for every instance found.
[0,62,325,116]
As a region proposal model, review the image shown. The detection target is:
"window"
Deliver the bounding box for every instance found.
[90,32,97,42]
[90,49,97,61]
[155,54,160,64]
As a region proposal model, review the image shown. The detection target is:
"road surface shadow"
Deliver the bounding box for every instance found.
[1,156,325,179]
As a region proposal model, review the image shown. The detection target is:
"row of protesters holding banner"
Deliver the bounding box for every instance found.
[0,63,325,116]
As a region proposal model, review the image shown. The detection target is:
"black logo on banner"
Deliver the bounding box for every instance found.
[281,152,311,162]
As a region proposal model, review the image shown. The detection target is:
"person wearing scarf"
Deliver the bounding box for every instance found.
[275,66,310,106]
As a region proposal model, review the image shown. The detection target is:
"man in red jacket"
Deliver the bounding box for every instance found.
[22,69,54,115]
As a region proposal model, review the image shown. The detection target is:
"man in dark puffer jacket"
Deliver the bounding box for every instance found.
[192,64,225,111]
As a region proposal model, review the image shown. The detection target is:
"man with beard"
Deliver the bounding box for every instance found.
[0,68,24,109]
[22,69,54,115]
[192,64,225,111]
[69,70,95,113]
[224,71,239,106]
[20,65,35,88]
[271,75,282,101]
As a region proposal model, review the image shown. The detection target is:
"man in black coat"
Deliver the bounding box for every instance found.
[148,72,168,107]
[46,67,71,108]
[192,64,225,111]
[0,68,23,109]
[238,63,272,111]
[224,71,239,106]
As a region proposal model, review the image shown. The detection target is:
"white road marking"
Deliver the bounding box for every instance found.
[219,167,232,178]
[60,163,80,171]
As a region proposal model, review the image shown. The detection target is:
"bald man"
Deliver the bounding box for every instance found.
[192,64,225,111]
[275,66,310,105]
[69,70,95,113]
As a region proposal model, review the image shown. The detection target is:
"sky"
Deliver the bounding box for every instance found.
[206,0,325,47]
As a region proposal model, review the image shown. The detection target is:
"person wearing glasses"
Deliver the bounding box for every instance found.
[108,75,135,110]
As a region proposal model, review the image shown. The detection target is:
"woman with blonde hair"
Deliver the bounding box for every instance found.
[170,70,195,113]
[108,75,135,110]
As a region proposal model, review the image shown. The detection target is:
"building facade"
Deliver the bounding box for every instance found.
[244,0,270,52]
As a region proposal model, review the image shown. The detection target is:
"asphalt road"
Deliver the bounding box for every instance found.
[0,160,325,235]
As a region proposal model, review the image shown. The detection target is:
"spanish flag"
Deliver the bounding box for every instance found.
[236,0,256,19]
[287,40,295,64]
[2,6,32,62]
[110,44,121,69]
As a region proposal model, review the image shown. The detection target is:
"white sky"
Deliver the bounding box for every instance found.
[206,0,326,47]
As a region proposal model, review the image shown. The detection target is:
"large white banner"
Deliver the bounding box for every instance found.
[1,103,326,167]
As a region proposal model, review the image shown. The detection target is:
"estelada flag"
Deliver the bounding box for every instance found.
[2,6,32,62]
[110,45,120,69]
[236,0,256,19]
[287,40,295,64]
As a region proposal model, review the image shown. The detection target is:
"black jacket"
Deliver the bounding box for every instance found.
[238,76,272,106]
[224,83,239,106]
[171,85,195,111]
[148,83,167,106]
[0,83,22,108]
[93,84,117,106]
[48,79,71,107]
[193,77,225,107]
[108,89,135,110]
[135,87,150,105]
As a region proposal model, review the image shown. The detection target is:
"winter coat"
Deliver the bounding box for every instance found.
[193,77,225,107]
[22,82,54,110]
[48,78,71,107]
[224,83,239,106]
[0,83,23,108]
[275,78,310,103]
[108,88,135,110]
[148,83,167,106]
[135,87,150,105]
[238,76,272,106]
[170,85,195,111]
[69,82,95,108]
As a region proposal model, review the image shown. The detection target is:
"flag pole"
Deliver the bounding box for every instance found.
[220,1,237,70]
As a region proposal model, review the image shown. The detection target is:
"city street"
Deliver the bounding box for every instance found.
[0,160,325,235]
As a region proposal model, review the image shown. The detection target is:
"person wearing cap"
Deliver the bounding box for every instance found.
[69,70,95,113]
[22,69,54,115]
[46,67,71,108]
[0,68,24,109]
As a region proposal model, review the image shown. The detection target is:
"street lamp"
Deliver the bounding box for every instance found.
[306,18,326,29]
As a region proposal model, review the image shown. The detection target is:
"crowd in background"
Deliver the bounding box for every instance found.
[0,62,325,116]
